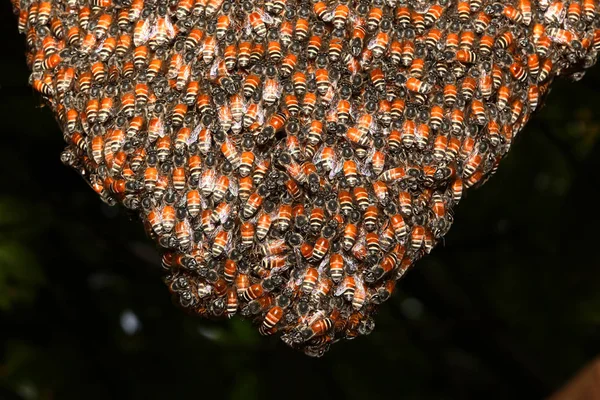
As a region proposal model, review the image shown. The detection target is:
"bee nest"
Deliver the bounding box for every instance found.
[11,0,600,355]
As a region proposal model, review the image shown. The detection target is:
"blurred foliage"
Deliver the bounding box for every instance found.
[1,3,600,399]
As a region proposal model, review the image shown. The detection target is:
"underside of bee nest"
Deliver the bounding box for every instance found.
[11,0,600,356]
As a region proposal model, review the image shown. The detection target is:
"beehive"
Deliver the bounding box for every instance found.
[11,0,600,356]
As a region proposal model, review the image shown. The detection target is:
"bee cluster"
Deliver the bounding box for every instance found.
[12,0,600,355]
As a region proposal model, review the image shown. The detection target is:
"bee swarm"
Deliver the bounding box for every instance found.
[12,0,600,356]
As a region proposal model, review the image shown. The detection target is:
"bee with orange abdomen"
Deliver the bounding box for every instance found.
[173,217,192,250]
[55,66,75,94]
[301,267,320,293]
[581,0,595,20]
[442,81,458,106]
[290,71,309,96]
[447,177,464,204]
[153,135,171,162]
[239,213,261,245]
[264,0,286,14]
[510,61,528,82]
[324,37,344,62]
[298,240,314,259]
[463,142,488,178]
[270,202,292,233]
[455,0,470,19]
[342,160,358,187]
[365,31,389,59]
[211,225,232,257]
[239,280,266,302]
[311,275,333,304]
[198,208,215,235]
[312,236,330,262]
[183,188,201,218]
[566,1,582,24]
[225,288,238,318]
[259,243,289,268]
[469,99,486,125]
[534,33,552,57]
[147,207,164,236]
[291,15,309,41]
[379,166,406,182]
[362,205,378,232]
[470,10,491,32]
[204,0,225,16]
[158,205,175,233]
[328,253,345,283]
[449,108,464,134]
[528,85,540,112]
[259,305,284,334]
[306,205,325,232]
[305,33,324,60]
[485,118,502,147]
[517,0,532,23]
[456,49,478,65]
[246,41,264,66]
[372,180,389,205]
[536,57,554,82]
[408,225,424,253]
[352,186,369,211]
[398,119,415,148]
[93,12,112,40]
[502,4,523,23]
[458,29,475,50]
[243,185,267,219]
[171,164,186,191]
[364,231,381,255]
[495,30,514,49]
[64,108,78,132]
[312,68,330,96]
[415,123,431,150]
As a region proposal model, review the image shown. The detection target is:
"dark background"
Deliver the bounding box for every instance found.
[2,3,600,399]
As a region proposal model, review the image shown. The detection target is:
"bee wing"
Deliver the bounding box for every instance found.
[231,119,243,133]
[200,168,216,193]
[243,20,253,36]
[321,9,334,21]
[198,128,212,151]
[256,101,266,125]
[355,274,365,292]
[358,155,373,178]
[209,58,221,80]
[307,310,326,326]
[261,10,275,24]
[200,196,209,209]
[156,117,167,138]
[224,230,234,253]
[133,19,153,46]
[317,254,330,273]
[196,282,213,298]
[228,175,239,197]
[188,124,202,145]
[205,224,221,241]
[329,156,344,180]
[312,143,325,162]
[217,204,231,225]
[365,144,377,163]
[164,14,176,39]
[366,36,379,51]
[272,255,291,275]
[334,277,351,296]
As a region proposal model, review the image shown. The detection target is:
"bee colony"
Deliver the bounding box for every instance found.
[11,0,600,356]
